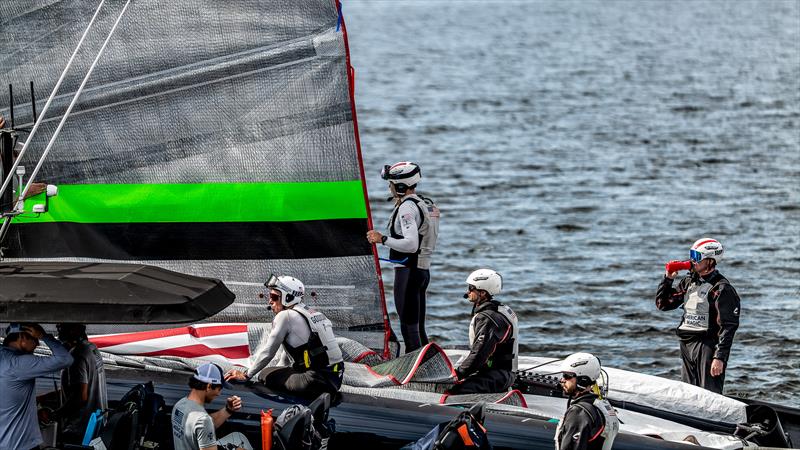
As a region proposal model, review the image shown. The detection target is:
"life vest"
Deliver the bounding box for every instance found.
[468,303,518,372]
[678,278,727,333]
[388,194,437,269]
[555,397,619,450]
[284,304,343,371]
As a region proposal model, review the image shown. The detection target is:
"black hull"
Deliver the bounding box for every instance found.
[97,369,713,450]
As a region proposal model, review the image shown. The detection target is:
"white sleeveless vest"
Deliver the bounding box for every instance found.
[678,281,713,332]
[292,303,343,364]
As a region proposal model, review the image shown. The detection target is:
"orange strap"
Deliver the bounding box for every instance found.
[457,424,475,446]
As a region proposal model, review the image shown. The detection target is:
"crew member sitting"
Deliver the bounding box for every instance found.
[555,353,620,450]
[226,275,344,401]
[172,363,252,450]
[448,269,518,395]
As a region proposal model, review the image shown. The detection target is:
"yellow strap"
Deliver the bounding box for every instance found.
[303,350,311,369]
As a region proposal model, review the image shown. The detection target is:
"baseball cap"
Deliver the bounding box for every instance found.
[192,363,230,388]
[5,323,24,335]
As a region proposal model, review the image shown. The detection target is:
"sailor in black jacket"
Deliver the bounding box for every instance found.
[448,269,518,395]
[555,353,619,450]
[656,238,740,394]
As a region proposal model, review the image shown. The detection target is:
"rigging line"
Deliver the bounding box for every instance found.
[16,0,132,214]
[0,0,108,204]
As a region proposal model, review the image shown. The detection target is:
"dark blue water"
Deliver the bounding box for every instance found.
[344,0,800,407]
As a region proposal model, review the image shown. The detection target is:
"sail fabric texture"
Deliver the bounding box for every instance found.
[0,1,386,350]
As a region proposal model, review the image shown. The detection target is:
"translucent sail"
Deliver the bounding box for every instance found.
[0,0,388,353]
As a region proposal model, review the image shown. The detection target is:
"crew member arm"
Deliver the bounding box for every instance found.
[384,201,420,253]
[8,335,73,380]
[713,284,741,363]
[55,356,91,415]
[655,276,687,311]
[456,314,502,378]
[209,408,232,429]
[557,408,594,450]
[246,313,291,379]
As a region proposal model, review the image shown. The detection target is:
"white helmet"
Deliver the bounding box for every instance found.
[690,238,724,264]
[381,161,421,194]
[560,352,601,387]
[264,274,305,307]
[465,269,502,296]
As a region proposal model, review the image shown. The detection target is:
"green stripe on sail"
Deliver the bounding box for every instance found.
[13,181,367,224]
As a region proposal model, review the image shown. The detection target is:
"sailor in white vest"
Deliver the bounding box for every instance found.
[448,269,518,395]
[225,275,344,401]
[555,353,619,450]
[656,238,741,394]
[366,161,438,353]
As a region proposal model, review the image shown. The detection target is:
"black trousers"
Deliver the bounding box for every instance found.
[447,369,514,395]
[680,338,725,394]
[259,365,343,400]
[394,267,430,353]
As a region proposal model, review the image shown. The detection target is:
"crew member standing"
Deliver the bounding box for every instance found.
[55,323,108,443]
[656,238,741,394]
[0,323,73,450]
[366,161,438,353]
[226,275,344,400]
[448,269,518,395]
[555,353,619,450]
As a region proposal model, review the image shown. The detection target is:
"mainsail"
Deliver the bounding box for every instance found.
[0,0,389,353]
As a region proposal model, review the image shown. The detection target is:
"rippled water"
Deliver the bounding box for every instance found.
[344,0,800,407]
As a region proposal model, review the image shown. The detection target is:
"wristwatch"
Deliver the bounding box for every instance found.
[381,235,388,245]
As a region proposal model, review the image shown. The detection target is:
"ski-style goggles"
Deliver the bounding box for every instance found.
[689,249,704,263]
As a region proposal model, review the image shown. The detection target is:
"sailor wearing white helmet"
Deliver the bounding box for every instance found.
[226,275,344,401]
[656,238,741,394]
[447,269,518,395]
[366,161,439,353]
[555,353,619,450]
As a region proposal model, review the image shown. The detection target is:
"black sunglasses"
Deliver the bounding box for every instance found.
[561,372,576,380]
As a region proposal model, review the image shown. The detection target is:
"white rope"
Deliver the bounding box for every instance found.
[0,0,107,203]
[17,0,132,206]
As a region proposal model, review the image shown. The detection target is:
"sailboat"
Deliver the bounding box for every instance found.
[1,1,798,449]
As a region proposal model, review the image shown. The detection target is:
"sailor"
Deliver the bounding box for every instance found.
[366,161,438,353]
[448,269,518,395]
[555,353,619,450]
[225,275,344,400]
[656,238,740,394]
[172,363,252,450]
[54,323,109,443]
[0,323,73,450]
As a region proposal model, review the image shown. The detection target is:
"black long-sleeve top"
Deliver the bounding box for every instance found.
[456,300,514,378]
[557,392,605,450]
[655,270,741,363]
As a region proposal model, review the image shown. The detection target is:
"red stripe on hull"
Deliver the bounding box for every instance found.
[137,344,250,360]
[91,324,247,348]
